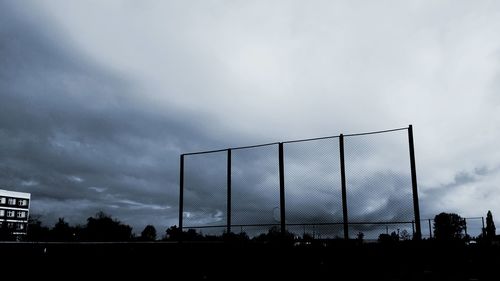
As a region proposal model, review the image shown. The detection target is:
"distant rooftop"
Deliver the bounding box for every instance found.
[0,188,31,199]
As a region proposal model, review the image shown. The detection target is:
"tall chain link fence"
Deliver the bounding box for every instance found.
[284,138,343,238]
[232,145,280,237]
[179,126,422,240]
[183,151,227,236]
[344,129,415,239]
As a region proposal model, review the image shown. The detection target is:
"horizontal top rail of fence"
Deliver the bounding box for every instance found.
[181,126,410,156]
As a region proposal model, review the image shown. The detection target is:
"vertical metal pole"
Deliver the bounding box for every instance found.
[464,218,468,238]
[179,154,185,236]
[339,134,349,240]
[279,143,286,236]
[227,149,232,234]
[482,216,486,237]
[429,219,433,239]
[408,125,422,240]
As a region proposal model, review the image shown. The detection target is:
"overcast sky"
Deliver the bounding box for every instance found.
[1,0,500,236]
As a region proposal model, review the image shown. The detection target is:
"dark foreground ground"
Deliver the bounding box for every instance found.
[1,240,499,280]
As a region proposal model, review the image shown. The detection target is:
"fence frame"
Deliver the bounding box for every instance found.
[178,125,422,240]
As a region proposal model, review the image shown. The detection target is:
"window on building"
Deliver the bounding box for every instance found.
[7,210,15,217]
[7,198,16,205]
[18,199,27,206]
[17,223,24,230]
[7,222,14,229]
[0,209,4,217]
[17,211,26,218]
[0,197,6,204]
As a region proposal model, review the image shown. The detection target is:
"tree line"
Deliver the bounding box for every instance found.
[1,211,157,242]
[168,210,498,243]
[1,210,497,242]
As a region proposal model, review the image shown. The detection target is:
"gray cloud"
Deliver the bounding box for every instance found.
[0,1,219,233]
[2,1,500,237]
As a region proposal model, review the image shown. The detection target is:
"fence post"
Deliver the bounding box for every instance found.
[279,143,286,237]
[179,154,185,239]
[482,216,486,237]
[408,125,422,240]
[428,219,433,239]
[464,218,468,238]
[227,149,232,235]
[339,134,349,240]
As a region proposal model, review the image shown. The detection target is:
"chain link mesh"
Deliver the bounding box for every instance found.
[231,145,280,227]
[284,138,343,238]
[181,128,420,240]
[183,151,227,236]
[344,130,414,239]
[463,217,484,239]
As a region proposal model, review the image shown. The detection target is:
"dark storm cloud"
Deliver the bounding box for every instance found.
[0,1,215,232]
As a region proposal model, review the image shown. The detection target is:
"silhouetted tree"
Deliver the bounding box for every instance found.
[184,228,203,241]
[302,233,314,242]
[26,215,50,241]
[485,210,496,240]
[163,225,203,241]
[356,232,364,241]
[164,225,182,240]
[400,229,411,241]
[222,231,250,242]
[83,211,133,241]
[378,231,399,243]
[433,212,466,240]
[51,218,75,241]
[140,225,157,241]
[253,226,295,244]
